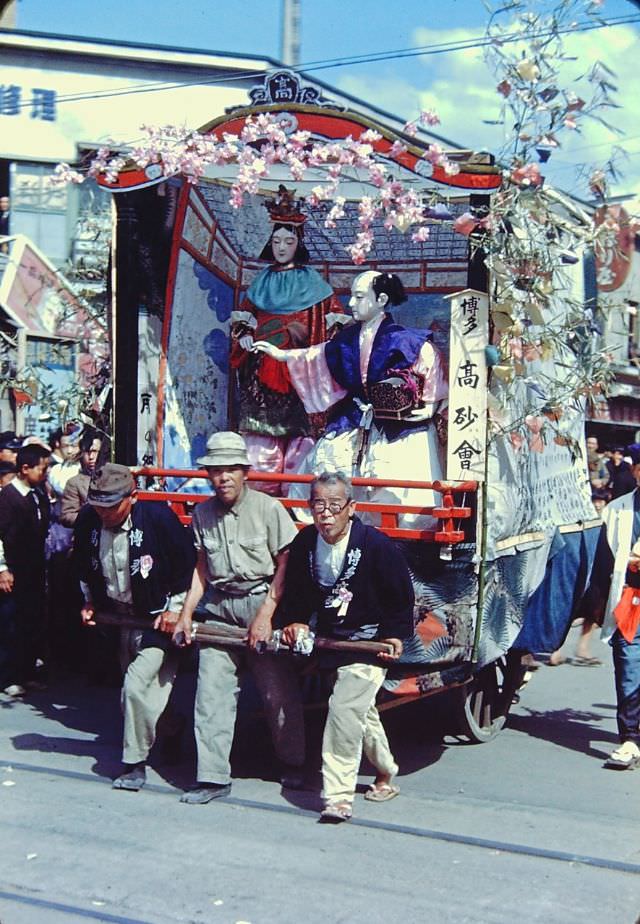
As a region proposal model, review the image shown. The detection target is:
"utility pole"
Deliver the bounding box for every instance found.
[281,0,301,67]
[0,0,17,28]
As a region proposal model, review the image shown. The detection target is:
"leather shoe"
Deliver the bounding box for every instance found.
[180,782,231,804]
[112,763,146,791]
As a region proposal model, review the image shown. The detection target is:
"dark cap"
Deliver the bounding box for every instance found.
[628,447,640,467]
[88,463,135,507]
[0,431,21,451]
[0,461,15,477]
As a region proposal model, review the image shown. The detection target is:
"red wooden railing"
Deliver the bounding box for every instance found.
[134,468,477,544]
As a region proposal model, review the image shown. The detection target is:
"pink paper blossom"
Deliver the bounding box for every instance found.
[509,432,524,452]
[419,109,441,127]
[389,140,408,159]
[411,226,430,243]
[508,338,524,360]
[360,129,382,143]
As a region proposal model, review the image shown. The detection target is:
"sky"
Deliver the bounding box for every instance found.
[12,0,640,202]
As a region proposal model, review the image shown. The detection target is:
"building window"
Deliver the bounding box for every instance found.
[9,161,70,265]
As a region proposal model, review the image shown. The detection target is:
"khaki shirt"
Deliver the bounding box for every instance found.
[193,487,297,594]
[99,514,133,604]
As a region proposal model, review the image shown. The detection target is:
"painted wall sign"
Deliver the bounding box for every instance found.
[0,84,57,120]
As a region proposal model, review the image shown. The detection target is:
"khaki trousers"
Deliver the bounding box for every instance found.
[322,662,398,806]
[195,589,305,784]
[122,643,181,765]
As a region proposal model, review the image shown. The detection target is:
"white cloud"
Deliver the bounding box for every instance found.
[336,20,640,204]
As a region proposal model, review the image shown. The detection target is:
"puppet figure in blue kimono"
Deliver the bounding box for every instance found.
[253,271,447,523]
[230,186,343,492]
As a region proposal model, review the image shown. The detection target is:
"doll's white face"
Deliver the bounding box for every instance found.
[349,272,386,322]
[271,227,298,265]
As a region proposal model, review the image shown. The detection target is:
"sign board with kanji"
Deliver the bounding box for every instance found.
[445,289,488,481]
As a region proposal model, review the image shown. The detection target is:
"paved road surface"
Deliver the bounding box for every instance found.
[1,625,639,924]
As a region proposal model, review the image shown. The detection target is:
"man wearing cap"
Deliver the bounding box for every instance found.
[172,431,305,804]
[0,431,22,467]
[74,463,195,789]
[0,442,51,696]
[0,461,15,490]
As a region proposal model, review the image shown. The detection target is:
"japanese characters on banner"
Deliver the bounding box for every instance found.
[445,289,488,482]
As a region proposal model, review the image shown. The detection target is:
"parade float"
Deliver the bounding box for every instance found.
[69,1,630,739]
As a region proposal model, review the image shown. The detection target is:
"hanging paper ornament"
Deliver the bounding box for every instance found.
[453,212,478,236]
[424,203,454,221]
[491,311,514,332]
[492,364,515,383]
[565,95,585,112]
[510,163,544,188]
[559,249,579,265]
[525,415,545,453]
[485,345,500,367]
[523,342,543,361]
[516,59,541,81]
[525,302,546,326]
[391,213,413,233]
[539,87,559,102]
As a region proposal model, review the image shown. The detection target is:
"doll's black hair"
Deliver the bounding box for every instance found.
[258,223,310,264]
[372,272,407,306]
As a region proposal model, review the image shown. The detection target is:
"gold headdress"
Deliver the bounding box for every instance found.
[264,185,306,227]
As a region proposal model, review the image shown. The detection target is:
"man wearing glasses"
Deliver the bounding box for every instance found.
[276,470,414,822]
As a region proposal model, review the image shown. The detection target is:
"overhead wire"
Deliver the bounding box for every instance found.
[8,13,640,112]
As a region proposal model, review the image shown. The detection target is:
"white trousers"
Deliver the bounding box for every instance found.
[322,662,398,806]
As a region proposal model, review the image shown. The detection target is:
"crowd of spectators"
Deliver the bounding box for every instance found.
[0,425,110,694]
[1,423,639,815]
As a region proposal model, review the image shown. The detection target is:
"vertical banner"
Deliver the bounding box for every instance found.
[444,289,488,481]
[137,307,162,466]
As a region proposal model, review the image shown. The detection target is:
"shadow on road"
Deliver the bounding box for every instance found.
[507,706,618,759]
[7,665,454,801]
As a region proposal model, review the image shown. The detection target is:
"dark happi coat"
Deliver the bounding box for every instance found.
[74,501,195,618]
[275,515,414,643]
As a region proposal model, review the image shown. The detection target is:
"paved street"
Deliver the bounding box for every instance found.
[1,624,639,924]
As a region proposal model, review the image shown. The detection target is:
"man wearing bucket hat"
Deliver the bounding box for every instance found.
[74,463,196,790]
[172,431,305,804]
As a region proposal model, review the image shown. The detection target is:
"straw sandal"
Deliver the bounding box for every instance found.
[364,781,400,803]
[320,802,353,823]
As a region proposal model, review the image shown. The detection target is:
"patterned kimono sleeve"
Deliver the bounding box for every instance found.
[285,343,348,414]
